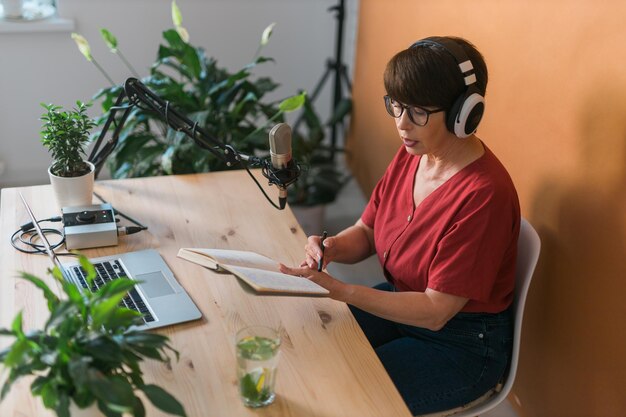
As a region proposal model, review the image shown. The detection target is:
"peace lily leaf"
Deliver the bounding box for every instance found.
[46,301,78,331]
[106,308,143,330]
[4,338,29,367]
[1,376,13,400]
[125,331,170,348]
[51,266,65,283]
[85,336,124,363]
[79,255,96,284]
[11,310,24,337]
[87,373,135,411]
[132,396,146,417]
[71,33,92,61]
[55,392,70,417]
[91,292,129,329]
[100,28,118,52]
[18,272,59,311]
[97,278,137,299]
[141,384,187,416]
[261,22,276,46]
[41,380,59,409]
[97,399,124,417]
[279,92,306,112]
[59,278,84,307]
[31,375,51,395]
[68,356,92,386]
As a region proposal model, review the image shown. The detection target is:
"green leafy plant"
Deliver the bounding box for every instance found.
[73,7,301,178]
[73,1,350,206]
[0,258,186,417]
[40,101,96,177]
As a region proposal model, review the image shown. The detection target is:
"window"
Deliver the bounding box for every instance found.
[1,0,56,21]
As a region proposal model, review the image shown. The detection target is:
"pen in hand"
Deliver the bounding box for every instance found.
[317,231,328,272]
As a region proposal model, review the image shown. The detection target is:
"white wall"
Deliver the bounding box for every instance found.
[0,0,358,187]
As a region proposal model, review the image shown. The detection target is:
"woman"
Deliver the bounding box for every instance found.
[280,36,520,415]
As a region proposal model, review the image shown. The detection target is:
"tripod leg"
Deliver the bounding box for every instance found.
[340,65,352,92]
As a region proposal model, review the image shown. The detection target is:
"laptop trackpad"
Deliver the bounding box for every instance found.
[136,272,175,298]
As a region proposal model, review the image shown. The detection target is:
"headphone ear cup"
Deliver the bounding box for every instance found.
[446,94,465,136]
[447,88,485,138]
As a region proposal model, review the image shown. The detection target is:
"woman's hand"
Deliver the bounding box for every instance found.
[279,263,350,301]
[301,221,375,268]
[301,234,337,270]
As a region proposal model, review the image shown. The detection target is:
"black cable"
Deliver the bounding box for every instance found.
[10,217,77,257]
[243,164,282,210]
[234,147,300,210]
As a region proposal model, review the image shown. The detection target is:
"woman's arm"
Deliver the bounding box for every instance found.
[279,264,468,331]
[342,284,468,331]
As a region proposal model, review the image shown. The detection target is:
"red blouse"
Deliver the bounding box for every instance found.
[361,144,520,313]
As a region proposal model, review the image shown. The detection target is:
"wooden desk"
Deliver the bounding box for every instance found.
[0,171,411,417]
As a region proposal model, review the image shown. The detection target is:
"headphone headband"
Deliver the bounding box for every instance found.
[411,37,478,88]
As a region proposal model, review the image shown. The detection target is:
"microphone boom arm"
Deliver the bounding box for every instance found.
[88,78,259,179]
[88,77,299,209]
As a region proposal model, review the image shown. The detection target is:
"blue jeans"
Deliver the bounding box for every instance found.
[349,282,512,415]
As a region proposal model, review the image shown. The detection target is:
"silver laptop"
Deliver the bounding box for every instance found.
[19,193,202,330]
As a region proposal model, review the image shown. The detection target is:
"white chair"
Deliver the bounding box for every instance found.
[421,218,541,417]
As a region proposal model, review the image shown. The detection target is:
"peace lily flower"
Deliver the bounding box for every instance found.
[261,22,276,46]
[171,0,189,43]
[253,22,276,59]
[71,33,91,60]
[100,28,140,77]
[71,33,115,85]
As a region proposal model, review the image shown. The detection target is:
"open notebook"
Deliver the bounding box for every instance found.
[177,248,329,296]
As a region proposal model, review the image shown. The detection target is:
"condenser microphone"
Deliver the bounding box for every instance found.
[268,123,293,209]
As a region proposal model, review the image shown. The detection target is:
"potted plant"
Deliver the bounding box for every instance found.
[40,101,96,209]
[0,257,186,417]
[73,2,349,205]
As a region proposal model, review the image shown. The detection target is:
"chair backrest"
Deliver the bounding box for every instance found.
[447,218,541,417]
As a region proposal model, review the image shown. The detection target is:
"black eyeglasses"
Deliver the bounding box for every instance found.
[383,95,444,126]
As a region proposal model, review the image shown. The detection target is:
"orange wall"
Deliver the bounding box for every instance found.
[347,1,626,416]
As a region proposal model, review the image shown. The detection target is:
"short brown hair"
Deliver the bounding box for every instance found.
[384,36,488,111]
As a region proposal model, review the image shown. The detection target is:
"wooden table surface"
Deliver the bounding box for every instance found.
[0,170,411,417]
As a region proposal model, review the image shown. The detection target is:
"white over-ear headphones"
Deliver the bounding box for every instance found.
[411,37,485,138]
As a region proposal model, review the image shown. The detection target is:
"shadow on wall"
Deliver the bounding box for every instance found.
[521,81,626,416]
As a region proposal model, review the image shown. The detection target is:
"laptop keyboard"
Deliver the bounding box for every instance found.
[72,260,155,323]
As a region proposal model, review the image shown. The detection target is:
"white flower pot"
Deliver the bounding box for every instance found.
[48,161,95,210]
[290,204,326,237]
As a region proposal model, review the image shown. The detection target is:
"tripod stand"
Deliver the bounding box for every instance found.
[293,0,352,161]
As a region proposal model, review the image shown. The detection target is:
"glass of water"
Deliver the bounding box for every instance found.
[235,325,281,407]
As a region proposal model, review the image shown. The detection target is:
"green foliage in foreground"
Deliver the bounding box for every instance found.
[0,257,186,417]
